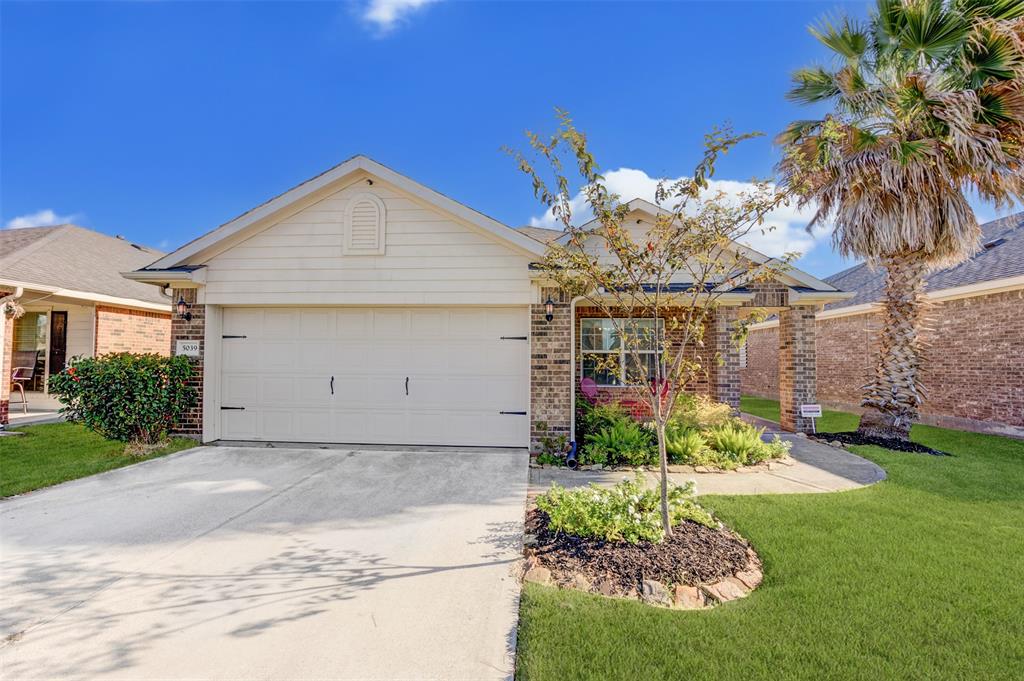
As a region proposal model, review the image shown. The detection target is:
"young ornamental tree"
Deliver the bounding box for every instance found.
[508,112,795,536]
[778,0,1024,439]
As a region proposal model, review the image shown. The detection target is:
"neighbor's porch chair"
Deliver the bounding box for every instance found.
[10,350,41,414]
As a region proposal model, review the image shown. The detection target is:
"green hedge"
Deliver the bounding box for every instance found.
[49,353,196,444]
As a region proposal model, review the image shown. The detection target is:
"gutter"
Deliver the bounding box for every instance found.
[121,267,206,289]
[747,273,1024,331]
[0,279,170,313]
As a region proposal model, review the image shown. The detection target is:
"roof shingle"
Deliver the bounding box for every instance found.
[0,225,168,305]
[824,212,1024,310]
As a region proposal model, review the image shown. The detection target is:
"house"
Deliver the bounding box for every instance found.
[0,225,172,425]
[123,156,849,448]
[741,212,1024,439]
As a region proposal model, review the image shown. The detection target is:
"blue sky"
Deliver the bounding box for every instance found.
[1,1,1013,277]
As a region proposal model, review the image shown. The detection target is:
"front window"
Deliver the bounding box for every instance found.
[580,318,664,386]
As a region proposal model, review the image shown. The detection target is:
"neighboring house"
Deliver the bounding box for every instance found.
[742,212,1024,438]
[124,156,848,448]
[0,225,172,424]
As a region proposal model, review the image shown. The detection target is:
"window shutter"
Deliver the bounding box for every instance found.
[343,192,386,255]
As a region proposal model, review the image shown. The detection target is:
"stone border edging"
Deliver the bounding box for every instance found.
[521,536,764,609]
[528,455,795,475]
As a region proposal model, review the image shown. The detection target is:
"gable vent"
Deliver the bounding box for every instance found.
[343,192,386,255]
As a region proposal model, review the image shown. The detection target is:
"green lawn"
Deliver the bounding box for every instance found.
[741,394,861,432]
[516,400,1024,680]
[0,422,196,497]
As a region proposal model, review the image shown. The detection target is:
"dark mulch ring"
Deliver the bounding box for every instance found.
[526,508,753,596]
[813,431,950,456]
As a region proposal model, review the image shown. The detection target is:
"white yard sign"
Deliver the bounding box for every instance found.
[176,340,200,357]
[800,404,822,433]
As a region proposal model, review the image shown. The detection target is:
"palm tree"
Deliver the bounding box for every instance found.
[778,0,1024,440]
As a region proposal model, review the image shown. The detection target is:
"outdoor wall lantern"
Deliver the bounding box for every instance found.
[544,296,555,323]
[176,295,193,322]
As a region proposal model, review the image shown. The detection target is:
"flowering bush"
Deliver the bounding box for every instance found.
[49,353,196,445]
[536,475,714,544]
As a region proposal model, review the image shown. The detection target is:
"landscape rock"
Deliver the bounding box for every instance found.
[734,567,763,590]
[571,573,591,592]
[523,566,551,585]
[830,440,844,448]
[594,577,617,597]
[667,464,694,473]
[673,585,705,609]
[794,432,808,438]
[522,533,539,547]
[641,579,672,606]
[702,577,749,603]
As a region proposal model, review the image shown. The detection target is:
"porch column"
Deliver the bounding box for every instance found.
[530,287,572,452]
[779,305,817,432]
[711,306,741,410]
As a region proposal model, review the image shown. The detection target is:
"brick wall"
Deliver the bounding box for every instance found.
[710,306,741,409]
[170,288,204,437]
[742,289,1024,432]
[0,290,12,425]
[95,306,171,356]
[778,305,817,432]
[530,287,572,451]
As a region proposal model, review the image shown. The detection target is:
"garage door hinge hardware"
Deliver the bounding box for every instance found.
[499,411,527,415]
[499,336,528,340]
[220,406,246,410]
[222,335,247,339]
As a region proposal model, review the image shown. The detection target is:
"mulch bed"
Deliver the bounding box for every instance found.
[526,508,751,595]
[814,431,950,456]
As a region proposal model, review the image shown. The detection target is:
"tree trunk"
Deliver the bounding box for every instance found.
[656,420,672,537]
[858,253,929,440]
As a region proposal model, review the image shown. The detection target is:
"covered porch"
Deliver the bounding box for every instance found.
[529,283,850,450]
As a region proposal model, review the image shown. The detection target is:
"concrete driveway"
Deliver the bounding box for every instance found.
[0,446,529,680]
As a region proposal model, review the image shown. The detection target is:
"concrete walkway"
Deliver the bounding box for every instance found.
[1,446,528,680]
[530,431,886,495]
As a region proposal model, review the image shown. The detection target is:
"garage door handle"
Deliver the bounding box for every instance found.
[405,377,409,396]
[330,376,334,395]
[221,406,245,410]
[500,336,528,340]
[499,411,527,415]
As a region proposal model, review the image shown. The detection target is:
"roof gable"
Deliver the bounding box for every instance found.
[569,198,841,293]
[145,156,544,270]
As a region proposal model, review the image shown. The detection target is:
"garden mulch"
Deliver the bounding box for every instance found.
[814,431,949,456]
[526,508,751,595]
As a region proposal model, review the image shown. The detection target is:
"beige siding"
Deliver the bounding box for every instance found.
[202,175,535,306]
[65,303,94,360]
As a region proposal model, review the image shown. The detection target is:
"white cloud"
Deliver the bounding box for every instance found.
[528,167,828,259]
[361,0,440,34]
[4,209,79,230]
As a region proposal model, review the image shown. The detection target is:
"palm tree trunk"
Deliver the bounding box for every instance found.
[858,253,928,440]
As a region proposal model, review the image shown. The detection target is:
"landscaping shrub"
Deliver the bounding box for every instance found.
[664,424,710,464]
[582,419,655,467]
[577,400,628,444]
[671,394,733,429]
[704,421,770,467]
[536,475,715,544]
[49,353,196,445]
[534,420,568,465]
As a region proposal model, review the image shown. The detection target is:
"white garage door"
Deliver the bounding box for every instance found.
[219,307,530,447]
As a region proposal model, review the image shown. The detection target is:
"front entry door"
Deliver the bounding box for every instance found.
[48,311,68,376]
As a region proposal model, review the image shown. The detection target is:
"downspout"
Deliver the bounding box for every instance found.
[569,295,585,442]
[0,287,24,308]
